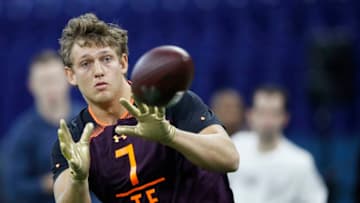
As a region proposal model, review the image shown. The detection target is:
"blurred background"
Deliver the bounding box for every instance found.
[0,0,359,203]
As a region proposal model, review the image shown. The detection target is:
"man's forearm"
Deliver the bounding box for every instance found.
[166,125,239,172]
[54,170,91,203]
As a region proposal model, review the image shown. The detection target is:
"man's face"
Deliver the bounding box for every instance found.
[66,44,128,105]
[212,93,244,134]
[29,60,69,107]
[249,92,288,139]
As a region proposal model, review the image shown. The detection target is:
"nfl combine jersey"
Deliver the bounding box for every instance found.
[52,91,234,203]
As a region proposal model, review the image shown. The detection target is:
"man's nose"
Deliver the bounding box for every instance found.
[94,60,105,78]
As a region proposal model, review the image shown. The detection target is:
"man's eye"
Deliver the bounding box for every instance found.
[80,61,90,68]
[103,56,112,63]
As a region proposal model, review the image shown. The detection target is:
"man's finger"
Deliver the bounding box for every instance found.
[60,119,73,144]
[153,106,162,119]
[60,143,72,161]
[149,106,156,114]
[58,128,69,147]
[138,102,149,115]
[80,122,94,144]
[119,98,141,117]
[157,107,165,118]
[134,96,152,115]
[115,125,138,137]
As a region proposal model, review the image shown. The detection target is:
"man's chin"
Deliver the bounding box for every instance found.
[258,131,278,140]
[93,93,114,103]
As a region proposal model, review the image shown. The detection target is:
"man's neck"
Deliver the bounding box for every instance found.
[88,83,132,126]
[37,98,71,126]
[257,133,281,153]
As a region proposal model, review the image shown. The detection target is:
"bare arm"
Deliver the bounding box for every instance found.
[54,170,91,203]
[167,124,239,172]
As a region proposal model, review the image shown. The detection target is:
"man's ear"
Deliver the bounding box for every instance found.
[120,53,129,75]
[246,109,254,128]
[283,112,290,127]
[27,72,34,94]
[64,67,77,86]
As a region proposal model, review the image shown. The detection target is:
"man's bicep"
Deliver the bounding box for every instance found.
[199,124,227,135]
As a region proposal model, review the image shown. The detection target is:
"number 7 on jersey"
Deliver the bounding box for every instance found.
[115,144,139,185]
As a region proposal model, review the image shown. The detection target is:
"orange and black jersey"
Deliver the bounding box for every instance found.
[51,91,234,203]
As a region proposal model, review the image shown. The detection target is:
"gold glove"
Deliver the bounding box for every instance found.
[115,98,176,144]
[58,119,94,181]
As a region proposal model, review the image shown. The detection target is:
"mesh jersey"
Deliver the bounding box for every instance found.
[52,91,234,203]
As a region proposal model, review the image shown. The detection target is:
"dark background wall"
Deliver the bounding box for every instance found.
[0,1,359,202]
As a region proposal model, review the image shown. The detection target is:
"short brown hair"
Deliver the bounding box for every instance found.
[59,13,128,67]
[30,50,62,68]
[253,84,289,111]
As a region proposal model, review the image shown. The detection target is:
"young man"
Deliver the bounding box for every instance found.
[0,50,83,203]
[210,88,246,136]
[228,85,327,203]
[51,13,239,203]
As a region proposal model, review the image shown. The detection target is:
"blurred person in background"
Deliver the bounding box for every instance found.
[228,84,327,203]
[210,88,246,136]
[0,50,84,203]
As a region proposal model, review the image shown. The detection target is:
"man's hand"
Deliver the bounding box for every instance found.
[58,119,94,181]
[115,98,176,144]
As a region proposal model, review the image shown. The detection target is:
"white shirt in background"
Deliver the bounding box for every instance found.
[228,131,327,203]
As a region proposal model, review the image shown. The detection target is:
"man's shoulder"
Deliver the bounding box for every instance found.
[66,108,91,140]
[167,90,201,112]
[281,138,315,167]
[12,108,39,125]
[231,131,257,144]
[166,90,221,132]
[70,101,86,116]
[5,108,39,137]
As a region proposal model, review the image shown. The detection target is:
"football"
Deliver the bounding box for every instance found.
[131,45,194,106]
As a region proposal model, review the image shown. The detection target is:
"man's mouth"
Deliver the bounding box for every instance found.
[95,82,108,90]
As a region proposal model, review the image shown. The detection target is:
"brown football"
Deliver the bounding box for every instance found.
[131,45,194,106]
